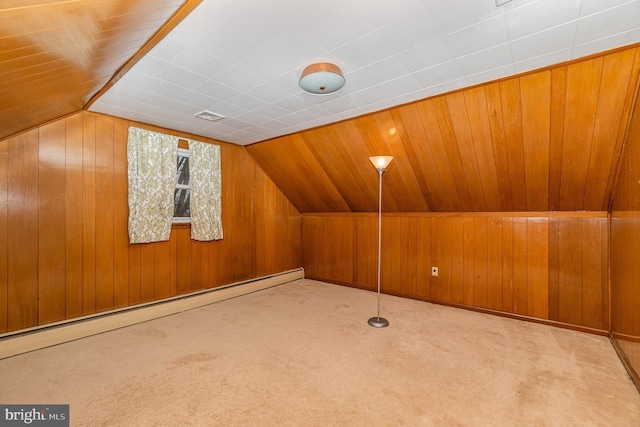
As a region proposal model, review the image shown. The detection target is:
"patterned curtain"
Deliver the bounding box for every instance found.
[127,127,178,244]
[189,140,223,241]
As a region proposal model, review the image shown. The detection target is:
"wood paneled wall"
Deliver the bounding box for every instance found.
[247,46,640,214]
[303,212,608,331]
[610,72,640,378]
[0,111,301,333]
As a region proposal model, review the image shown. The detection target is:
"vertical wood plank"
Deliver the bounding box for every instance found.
[484,83,513,211]
[473,218,488,308]
[558,219,583,325]
[38,119,67,324]
[416,217,431,300]
[354,215,377,291]
[582,219,604,329]
[140,243,156,302]
[128,244,141,305]
[0,136,6,332]
[512,218,528,315]
[432,97,474,211]
[549,67,567,211]
[502,218,514,313]
[450,217,464,304]
[95,115,114,312]
[434,217,453,302]
[176,227,191,294]
[527,218,549,319]
[547,218,560,321]
[112,119,129,308]
[486,218,503,311]
[155,240,172,299]
[500,79,527,210]
[462,217,474,305]
[65,113,83,318]
[7,130,39,330]
[560,58,602,210]
[520,72,551,210]
[82,113,96,315]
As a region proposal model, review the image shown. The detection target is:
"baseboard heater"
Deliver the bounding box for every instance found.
[0,268,304,360]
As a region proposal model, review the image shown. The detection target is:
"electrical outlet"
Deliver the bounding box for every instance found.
[431,267,438,277]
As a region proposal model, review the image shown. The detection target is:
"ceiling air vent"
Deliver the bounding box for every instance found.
[194,110,226,122]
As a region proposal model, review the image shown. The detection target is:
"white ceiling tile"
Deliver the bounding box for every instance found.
[375,75,423,98]
[148,36,188,61]
[580,0,638,17]
[236,49,292,81]
[355,56,412,86]
[379,8,442,53]
[332,32,394,70]
[574,2,640,46]
[514,48,572,73]
[153,63,208,90]
[211,66,264,93]
[444,15,510,57]
[226,93,269,111]
[191,27,260,65]
[412,61,466,88]
[510,22,577,62]
[133,55,167,76]
[465,64,515,86]
[572,28,640,60]
[424,0,504,35]
[171,47,231,78]
[397,38,455,73]
[192,80,240,102]
[456,44,513,76]
[506,0,581,40]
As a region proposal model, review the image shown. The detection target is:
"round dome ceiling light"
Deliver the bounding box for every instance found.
[299,62,346,94]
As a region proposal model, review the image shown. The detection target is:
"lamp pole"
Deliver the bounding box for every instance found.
[368,156,393,328]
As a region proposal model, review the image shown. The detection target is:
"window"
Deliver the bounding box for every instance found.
[173,147,190,223]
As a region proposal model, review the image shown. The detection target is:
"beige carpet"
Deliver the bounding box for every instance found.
[1,279,639,426]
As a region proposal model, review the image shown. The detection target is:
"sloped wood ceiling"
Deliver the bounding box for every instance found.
[0,0,200,141]
[247,46,640,213]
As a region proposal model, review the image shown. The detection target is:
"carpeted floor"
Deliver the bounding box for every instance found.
[1,279,639,426]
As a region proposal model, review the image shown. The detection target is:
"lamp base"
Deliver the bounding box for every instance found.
[368,316,389,328]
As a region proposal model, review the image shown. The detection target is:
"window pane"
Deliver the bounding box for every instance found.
[174,188,190,217]
[176,155,189,185]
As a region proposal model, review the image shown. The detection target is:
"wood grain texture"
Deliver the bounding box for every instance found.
[302,212,608,330]
[248,47,640,214]
[0,111,301,333]
[0,0,199,141]
[610,69,640,379]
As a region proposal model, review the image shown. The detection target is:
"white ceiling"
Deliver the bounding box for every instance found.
[88,0,640,146]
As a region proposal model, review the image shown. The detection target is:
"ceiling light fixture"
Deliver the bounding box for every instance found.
[299,62,346,94]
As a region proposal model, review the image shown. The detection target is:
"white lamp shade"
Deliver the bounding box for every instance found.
[369,156,393,171]
[299,63,346,94]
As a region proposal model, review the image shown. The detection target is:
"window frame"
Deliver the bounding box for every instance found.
[173,146,191,224]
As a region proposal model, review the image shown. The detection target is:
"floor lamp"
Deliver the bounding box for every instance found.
[368,155,393,328]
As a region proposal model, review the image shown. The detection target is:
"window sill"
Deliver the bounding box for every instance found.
[172,222,191,229]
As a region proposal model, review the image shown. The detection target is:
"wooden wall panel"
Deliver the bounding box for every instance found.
[303,212,608,330]
[82,113,97,315]
[38,120,67,324]
[7,130,39,330]
[248,46,640,215]
[95,115,115,312]
[0,136,8,332]
[0,111,302,334]
[65,113,84,318]
[610,68,640,377]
